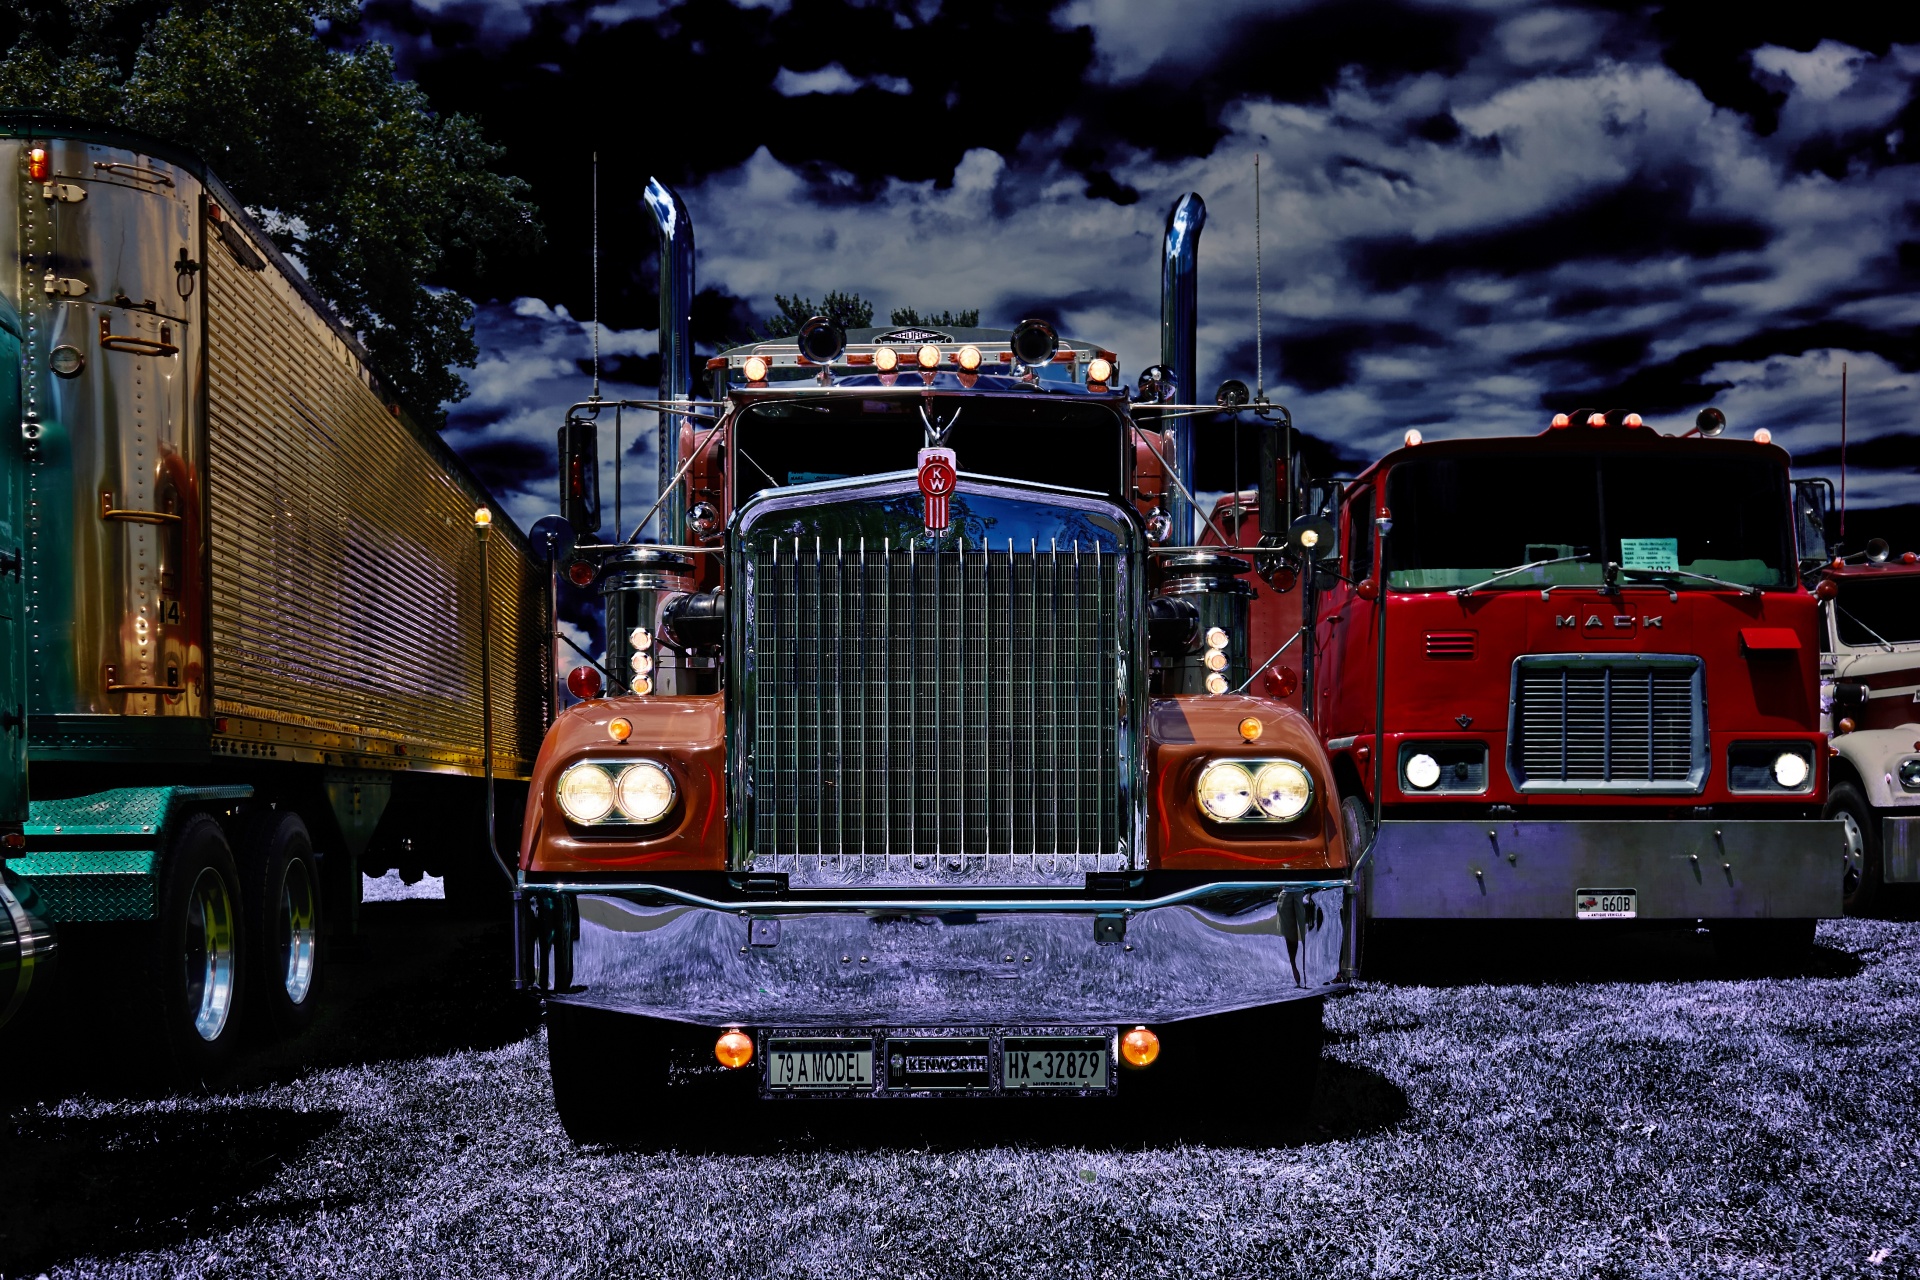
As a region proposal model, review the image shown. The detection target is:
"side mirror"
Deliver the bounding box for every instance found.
[559,416,600,535]
[1867,537,1891,565]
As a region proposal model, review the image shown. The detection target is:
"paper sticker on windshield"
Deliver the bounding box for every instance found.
[1620,538,1678,572]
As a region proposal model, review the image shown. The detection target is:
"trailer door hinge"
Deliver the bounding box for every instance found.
[42,182,87,203]
[42,272,88,297]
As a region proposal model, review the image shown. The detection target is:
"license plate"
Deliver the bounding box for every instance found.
[765,1039,874,1091]
[1576,889,1637,919]
[885,1037,992,1090]
[1002,1037,1110,1090]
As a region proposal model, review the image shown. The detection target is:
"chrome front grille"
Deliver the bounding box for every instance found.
[745,533,1129,885]
[1511,657,1704,791]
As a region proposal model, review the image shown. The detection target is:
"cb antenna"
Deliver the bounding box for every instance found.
[1255,152,1263,402]
[591,151,601,401]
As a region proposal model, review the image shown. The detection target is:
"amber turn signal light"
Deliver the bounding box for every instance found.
[715,1029,754,1068]
[1120,1026,1160,1068]
[1239,716,1262,742]
[608,717,632,742]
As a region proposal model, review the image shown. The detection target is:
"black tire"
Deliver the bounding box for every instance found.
[548,1003,705,1146]
[1710,917,1817,972]
[149,813,247,1082]
[1340,794,1379,975]
[1828,781,1885,915]
[240,810,323,1038]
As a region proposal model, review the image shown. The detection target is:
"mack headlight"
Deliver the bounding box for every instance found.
[1196,759,1313,822]
[558,760,677,825]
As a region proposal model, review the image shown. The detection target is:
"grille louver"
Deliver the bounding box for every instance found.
[1512,658,1703,791]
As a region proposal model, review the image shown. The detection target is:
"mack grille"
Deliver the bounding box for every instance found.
[1512,659,1703,790]
[747,535,1128,885]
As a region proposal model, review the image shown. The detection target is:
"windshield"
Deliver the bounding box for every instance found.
[733,396,1125,505]
[1385,451,1794,592]
[1834,577,1920,647]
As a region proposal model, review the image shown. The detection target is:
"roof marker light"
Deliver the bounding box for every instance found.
[1624,413,1643,428]
[1753,428,1773,445]
[956,345,983,372]
[916,344,941,370]
[1404,429,1423,447]
[1087,357,1114,385]
[874,346,899,373]
[742,355,769,383]
[1587,413,1607,428]
[1551,413,1570,429]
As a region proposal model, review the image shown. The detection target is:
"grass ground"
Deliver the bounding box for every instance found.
[2,904,1915,1279]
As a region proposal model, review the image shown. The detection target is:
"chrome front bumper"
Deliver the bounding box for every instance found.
[521,877,1351,1027]
[1363,819,1847,920]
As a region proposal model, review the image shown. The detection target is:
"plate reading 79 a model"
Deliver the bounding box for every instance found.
[766,1039,873,1091]
[1002,1037,1110,1089]
[1576,889,1637,920]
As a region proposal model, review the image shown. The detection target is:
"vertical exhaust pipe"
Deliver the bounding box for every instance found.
[1159,192,1206,544]
[643,178,694,544]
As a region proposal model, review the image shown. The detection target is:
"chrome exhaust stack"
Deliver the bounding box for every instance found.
[643,178,695,544]
[1158,192,1206,543]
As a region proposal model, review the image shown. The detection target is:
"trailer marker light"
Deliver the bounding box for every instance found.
[473,506,492,527]
[956,345,982,372]
[1239,717,1262,742]
[630,627,653,650]
[608,717,632,742]
[1587,413,1607,428]
[1551,413,1570,429]
[557,763,616,822]
[1205,626,1229,649]
[916,344,941,370]
[1120,1026,1160,1068]
[567,664,603,699]
[1253,760,1313,819]
[715,1029,755,1069]
[1773,752,1810,789]
[1623,413,1643,428]
[1404,429,1422,447]
[1203,648,1228,672]
[874,346,899,373]
[28,148,50,181]
[1087,357,1114,385]
[1406,753,1441,789]
[1196,761,1254,819]
[615,761,675,822]
[742,356,769,383]
[1753,428,1773,444]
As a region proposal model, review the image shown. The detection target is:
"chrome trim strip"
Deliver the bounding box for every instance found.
[530,876,1353,916]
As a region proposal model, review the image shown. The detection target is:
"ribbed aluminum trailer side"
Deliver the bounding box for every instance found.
[0,113,545,1075]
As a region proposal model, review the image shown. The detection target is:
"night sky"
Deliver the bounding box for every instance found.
[355,1,1919,549]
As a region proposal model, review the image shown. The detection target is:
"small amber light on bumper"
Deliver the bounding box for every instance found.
[608,717,632,742]
[1239,716,1262,742]
[715,1029,754,1069]
[1120,1026,1160,1068]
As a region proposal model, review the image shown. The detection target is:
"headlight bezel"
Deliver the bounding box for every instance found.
[1195,756,1315,824]
[1726,741,1817,795]
[556,758,680,829]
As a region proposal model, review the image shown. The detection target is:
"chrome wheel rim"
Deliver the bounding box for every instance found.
[1839,809,1865,896]
[279,858,318,1005]
[184,867,237,1041]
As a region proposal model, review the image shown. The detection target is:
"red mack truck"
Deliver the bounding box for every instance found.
[1233,408,1847,959]
[514,186,1354,1140]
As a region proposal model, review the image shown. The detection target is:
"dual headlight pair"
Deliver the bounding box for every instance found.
[1195,758,1313,822]
[556,760,677,826]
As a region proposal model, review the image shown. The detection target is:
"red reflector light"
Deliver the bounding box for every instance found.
[567,665,603,699]
[567,559,596,587]
[1550,413,1570,429]
[27,147,49,181]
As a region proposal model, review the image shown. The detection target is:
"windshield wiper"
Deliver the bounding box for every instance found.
[1834,603,1897,652]
[1452,553,1595,598]
[1617,565,1762,598]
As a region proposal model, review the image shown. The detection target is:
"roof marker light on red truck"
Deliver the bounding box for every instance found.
[1087,357,1114,386]
[1587,412,1607,427]
[1404,429,1423,446]
[742,355,769,384]
[1754,428,1773,444]
[1623,413,1644,428]
[1551,413,1571,428]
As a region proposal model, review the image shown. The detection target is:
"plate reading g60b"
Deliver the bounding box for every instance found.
[766,1039,873,1091]
[1002,1037,1110,1089]
[1576,889,1637,919]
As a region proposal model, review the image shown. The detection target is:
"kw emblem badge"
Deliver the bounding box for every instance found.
[918,447,957,531]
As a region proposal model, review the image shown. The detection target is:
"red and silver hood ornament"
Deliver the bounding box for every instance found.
[917,447,957,531]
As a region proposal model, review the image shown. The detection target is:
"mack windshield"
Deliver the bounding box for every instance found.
[1385,452,1794,591]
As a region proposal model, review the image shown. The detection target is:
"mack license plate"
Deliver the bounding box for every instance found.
[1576,889,1637,920]
[765,1039,874,1091]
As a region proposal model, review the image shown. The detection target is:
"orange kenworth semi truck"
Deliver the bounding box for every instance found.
[513,185,1354,1140]
[1250,409,1848,966]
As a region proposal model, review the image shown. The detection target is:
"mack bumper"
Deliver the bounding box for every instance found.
[1363,819,1847,920]
[520,876,1350,1027]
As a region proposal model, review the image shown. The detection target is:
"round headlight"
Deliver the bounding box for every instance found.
[1898,758,1920,792]
[1405,753,1441,790]
[1196,761,1253,820]
[615,761,676,823]
[557,764,615,823]
[1773,751,1810,789]
[1253,761,1313,820]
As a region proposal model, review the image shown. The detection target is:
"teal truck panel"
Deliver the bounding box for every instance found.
[6,784,251,921]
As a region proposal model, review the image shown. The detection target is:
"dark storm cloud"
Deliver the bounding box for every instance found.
[355,0,1920,533]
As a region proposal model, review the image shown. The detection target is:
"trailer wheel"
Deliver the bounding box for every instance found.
[242,810,323,1036]
[1827,782,1884,915]
[150,813,247,1079]
[547,1002,679,1146]
[1710,918,1816,972]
